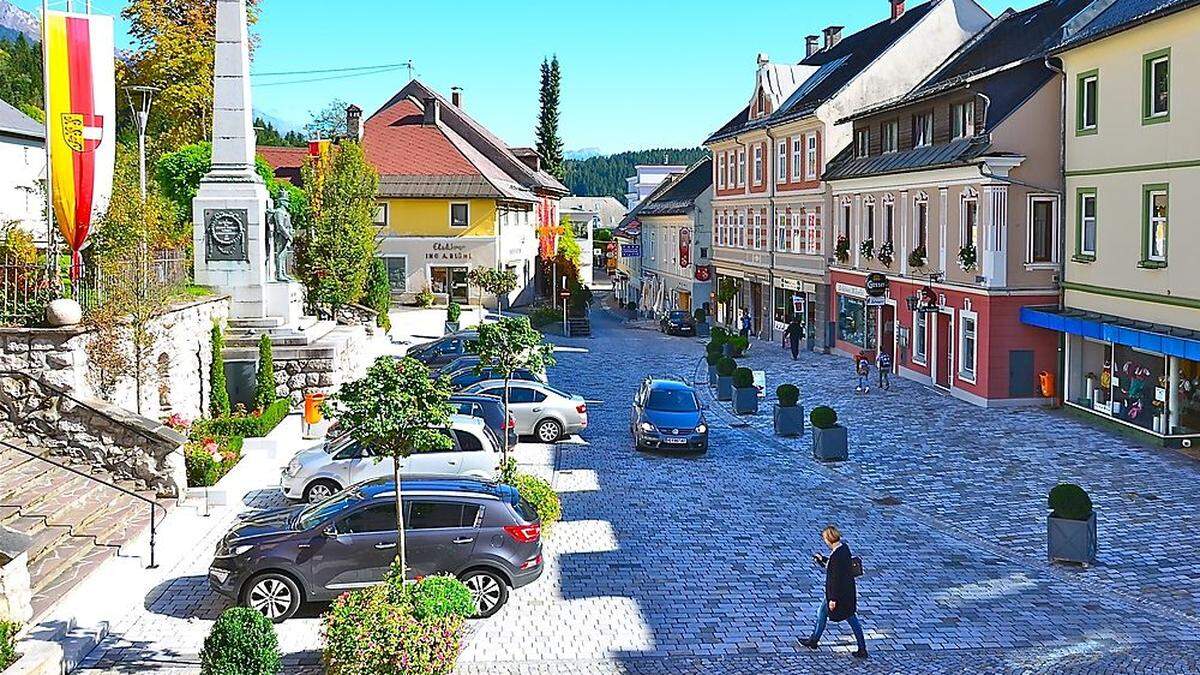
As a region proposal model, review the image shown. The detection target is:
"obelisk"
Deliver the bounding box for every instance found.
[192,0,301,326]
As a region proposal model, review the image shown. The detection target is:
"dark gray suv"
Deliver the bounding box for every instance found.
[208,477,543,621]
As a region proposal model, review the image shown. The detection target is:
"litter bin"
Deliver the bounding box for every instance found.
[1039,371,1055,398]
[303,392,328,439]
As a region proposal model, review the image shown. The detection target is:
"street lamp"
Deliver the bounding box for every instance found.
[123,85,159,198]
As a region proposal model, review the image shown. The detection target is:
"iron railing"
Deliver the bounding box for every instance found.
[0,250,190,327]
[0,438,164,568]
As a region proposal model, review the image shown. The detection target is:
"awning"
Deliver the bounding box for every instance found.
[1021,306,1200,361]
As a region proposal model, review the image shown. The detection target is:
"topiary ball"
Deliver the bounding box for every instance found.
[810,406,838,429]
[706,351,722,366]
[776,384,800,407]
[1048,483,1093,521]
[732,367,754,388]
[716,357,737,377]
[200,607,281,675]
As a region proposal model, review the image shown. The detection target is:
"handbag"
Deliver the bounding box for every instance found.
[851,556,864,578]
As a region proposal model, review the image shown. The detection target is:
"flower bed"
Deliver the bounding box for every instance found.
[184,435,244,488]
[194,399,290,438]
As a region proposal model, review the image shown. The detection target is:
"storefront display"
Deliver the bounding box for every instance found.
[838,295,868,349]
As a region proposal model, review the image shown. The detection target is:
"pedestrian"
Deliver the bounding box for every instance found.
[855,355,871,393]
[739,308,752,339]
[876,350,892,391]
[799,525,868,659]
[783,317,804,360]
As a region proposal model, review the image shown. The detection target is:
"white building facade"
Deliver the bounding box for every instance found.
[0,100,46,245]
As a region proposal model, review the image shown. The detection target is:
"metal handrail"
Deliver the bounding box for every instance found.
[0,438,164,568]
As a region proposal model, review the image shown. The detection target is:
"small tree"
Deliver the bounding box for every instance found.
[210,321,231,417]
[468,267,518,314]
[473,317,556,463]
[333,357,453,574]
[363,257,393,332]
[253,334,276,411]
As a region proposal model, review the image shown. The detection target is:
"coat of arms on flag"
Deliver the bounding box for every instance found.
[60,112,105,153]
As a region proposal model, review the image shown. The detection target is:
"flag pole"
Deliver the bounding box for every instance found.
[40,0,59,295]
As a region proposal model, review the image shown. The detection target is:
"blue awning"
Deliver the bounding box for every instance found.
[1021,306,1200,361]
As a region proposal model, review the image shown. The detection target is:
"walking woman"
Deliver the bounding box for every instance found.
[783,317,804,360]
[799,525,868,658]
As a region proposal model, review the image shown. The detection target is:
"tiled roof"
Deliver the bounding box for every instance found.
[0,99,42,140]
[1055,0,1199,51]
[256,145,307,185]
[706,1,935,143]
[364,99,481,176]
[635,158,713,217]
[377,175,502,199]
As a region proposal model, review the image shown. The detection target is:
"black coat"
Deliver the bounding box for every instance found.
[824,544,857,621]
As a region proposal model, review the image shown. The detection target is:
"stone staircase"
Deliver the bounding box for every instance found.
[0,440,158,619]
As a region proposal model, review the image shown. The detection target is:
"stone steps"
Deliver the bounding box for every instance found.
[0,443,161,620]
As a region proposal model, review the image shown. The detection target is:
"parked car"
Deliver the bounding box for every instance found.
[451,393,518,448]
[281,414,501,503]
[461,380,586,442]
[437,355,483,376]
[630,377,708,452]
[407,331,478,367]
[446,365,547,391]
[659,310,697,336]
[209,476,544,621]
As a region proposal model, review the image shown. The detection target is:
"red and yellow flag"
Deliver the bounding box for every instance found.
[44,10,115,276]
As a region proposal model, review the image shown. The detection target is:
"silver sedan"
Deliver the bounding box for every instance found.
[461,380,587,442]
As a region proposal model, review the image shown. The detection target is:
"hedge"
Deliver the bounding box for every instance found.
[196,398,290,438]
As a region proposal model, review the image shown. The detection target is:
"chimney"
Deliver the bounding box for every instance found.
[451,86,463,108]
[890,0,906,21]
[823,26,843,50]
[757,52,770,67]
[513,148,541,172]
[805,35,820,57]
[345,104,362,141]
[422,97,440,126]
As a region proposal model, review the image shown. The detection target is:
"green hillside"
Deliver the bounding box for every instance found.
[564,148,709,203]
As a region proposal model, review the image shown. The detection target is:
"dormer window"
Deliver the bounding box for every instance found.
[855,129,870,158]
[951,102,974,140]
[914,112,934,147]
[755,90,767,119]
[881,120,898,153]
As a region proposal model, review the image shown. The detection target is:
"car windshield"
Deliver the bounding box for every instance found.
[647,388,699,412]
[669,311,689,321]
[295,487,364,530]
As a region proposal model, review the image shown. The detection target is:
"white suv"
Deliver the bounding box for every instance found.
[281,415,501,503]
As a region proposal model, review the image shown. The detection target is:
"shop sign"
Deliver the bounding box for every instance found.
[679,228,691,268]
[621,244,641,258]
[836,282,867,299]
[865,272,888,298]
[866,296,886,307]
[694,265,712,282]
[421,241,478,262]
[777,277,802,291]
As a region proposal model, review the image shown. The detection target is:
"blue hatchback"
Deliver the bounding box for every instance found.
[630,378,708,452]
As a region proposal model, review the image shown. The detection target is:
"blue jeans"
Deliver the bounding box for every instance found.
[808,603,866,650]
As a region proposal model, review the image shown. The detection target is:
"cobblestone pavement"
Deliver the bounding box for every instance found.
[75,308,1200,673]
[456,309,1200,673]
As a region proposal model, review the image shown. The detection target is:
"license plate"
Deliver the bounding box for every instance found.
[664,437,688,444]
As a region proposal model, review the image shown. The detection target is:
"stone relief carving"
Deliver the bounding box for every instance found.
[205,209,249,262]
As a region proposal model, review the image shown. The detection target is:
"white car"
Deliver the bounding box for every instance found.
[280,415,501,503]
[461,380,587,442]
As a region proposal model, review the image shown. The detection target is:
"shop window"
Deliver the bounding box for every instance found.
[449,202,469,228]
[1177,358,1200,433]
[1112,344,1166,431]
[837,295,867,348]
[1142,185,1168,266]
[1142,49,1170,124]
[913,309,927,364]
[958,313,977,382]
[1028,196,1057,264]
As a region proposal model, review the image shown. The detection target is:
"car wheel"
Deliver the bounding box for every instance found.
[461,568,509,618]
[242,572,301,622]
[303,479,340,504]
[535,419,563,443]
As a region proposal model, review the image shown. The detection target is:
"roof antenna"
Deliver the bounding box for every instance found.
[406,59,415,80]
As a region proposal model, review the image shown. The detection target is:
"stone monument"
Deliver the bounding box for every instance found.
[192,0,302,327]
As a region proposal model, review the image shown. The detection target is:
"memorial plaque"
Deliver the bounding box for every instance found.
[205,208,248,261]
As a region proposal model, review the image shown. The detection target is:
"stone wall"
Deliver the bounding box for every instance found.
[0,527,32,623]
[270,325,373,406]
[0,372,187,497]
[0,295,230,422]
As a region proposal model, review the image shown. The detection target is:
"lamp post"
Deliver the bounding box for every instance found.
[123,85,158,199]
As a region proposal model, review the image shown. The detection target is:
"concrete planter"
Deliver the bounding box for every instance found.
[708,365,718,385]
[716,376,733,401]
[732,386,758,414]
[444,321,460,334]
[774,405,805,437]
[812,425,848,461]
[697,322,711,337]
[1048,512,1097,566]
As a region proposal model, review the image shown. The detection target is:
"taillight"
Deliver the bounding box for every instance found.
[507,416,516,429]
[503,523,541,543]
[576,403,587,414]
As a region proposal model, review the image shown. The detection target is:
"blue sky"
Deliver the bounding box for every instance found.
[22,0,1035,153]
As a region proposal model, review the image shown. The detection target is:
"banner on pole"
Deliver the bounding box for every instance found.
[45,10,115,277]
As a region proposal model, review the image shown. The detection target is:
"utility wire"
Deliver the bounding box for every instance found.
[252,61,412,78]
[254,64,408,88]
